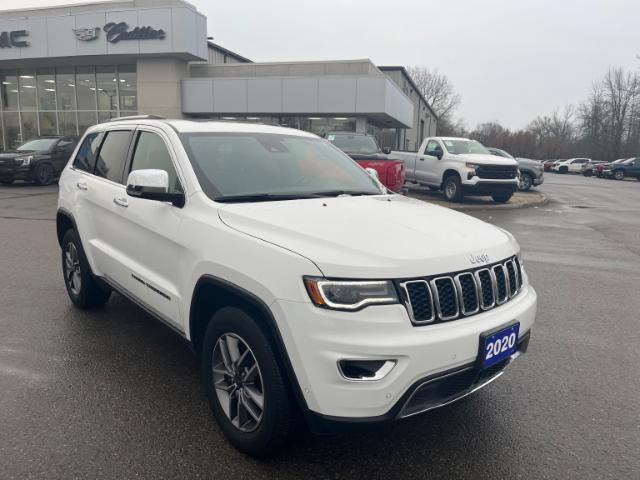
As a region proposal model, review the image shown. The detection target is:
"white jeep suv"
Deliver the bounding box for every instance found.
[56,117,537,456]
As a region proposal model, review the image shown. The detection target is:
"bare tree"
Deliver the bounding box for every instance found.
[407,66,461,125]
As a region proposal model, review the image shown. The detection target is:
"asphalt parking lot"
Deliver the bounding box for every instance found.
[1,174,639,479]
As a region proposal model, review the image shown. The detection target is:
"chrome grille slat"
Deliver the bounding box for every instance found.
[430,277,459,321]
[401,280,435,323]
[402,256,522,325]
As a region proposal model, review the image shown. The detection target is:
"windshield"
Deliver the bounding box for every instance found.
[328,134,380,154]
[180,132,383,201]
[443,139,490,155]
[17,138,59,151]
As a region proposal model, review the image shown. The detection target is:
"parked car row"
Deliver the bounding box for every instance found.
[543,156,640,180]
[486,148,544,191]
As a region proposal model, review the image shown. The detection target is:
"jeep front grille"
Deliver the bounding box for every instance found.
[400,256,523,325]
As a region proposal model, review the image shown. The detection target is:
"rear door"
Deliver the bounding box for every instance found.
[83,128,147,302]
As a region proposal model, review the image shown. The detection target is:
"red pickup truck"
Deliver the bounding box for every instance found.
[327,132,406,193]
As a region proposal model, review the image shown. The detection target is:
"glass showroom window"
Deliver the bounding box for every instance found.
[37,68,58,135]
[118,65,137,113]
[0,65,137,150]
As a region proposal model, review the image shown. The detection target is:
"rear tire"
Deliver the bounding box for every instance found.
[201,307,295,457]
[34,162,55,186]
[614,170,625,180]
[492,193,514,203]
[0,179,14,185]
[61,229,111,309]
[583,170,593,177]
[559,166,568,174]
[442,175,463,202]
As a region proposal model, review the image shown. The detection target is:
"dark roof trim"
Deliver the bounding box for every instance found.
[207,41,252,63]
[378,66,438,120]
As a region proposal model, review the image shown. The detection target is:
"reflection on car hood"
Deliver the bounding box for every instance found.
[218,195,518,278]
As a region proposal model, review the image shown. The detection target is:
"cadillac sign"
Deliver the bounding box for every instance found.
[74,22,165,43]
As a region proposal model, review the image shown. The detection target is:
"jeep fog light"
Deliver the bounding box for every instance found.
[338,359,397,381]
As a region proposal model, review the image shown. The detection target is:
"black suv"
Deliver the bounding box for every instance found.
[0,136,78,186]
[601,157,640,180]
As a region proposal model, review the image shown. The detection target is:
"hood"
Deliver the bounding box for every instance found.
[218,195,518,278]
[347,153,399,163]
[517,158,541,168]
[457,153,518,166]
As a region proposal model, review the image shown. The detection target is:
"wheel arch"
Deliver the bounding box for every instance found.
[56,208,77,247]
[440,168,460,187]
[189,275,309,411]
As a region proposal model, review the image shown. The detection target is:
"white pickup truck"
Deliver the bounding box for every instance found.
[393,137,519,203]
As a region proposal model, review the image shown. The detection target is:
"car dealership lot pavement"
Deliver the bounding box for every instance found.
[1,175,639,479]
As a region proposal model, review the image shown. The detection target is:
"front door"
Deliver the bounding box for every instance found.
[419,139,443,185]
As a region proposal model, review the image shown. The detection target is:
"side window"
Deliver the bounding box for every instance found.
[94,130,133,184]
[129,131,182,193]
[72,132,103,173]
[57,137,77,153]
[425,140,441,154]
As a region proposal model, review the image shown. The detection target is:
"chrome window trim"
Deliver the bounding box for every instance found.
[430,276,459,321]
[454,272,480,315]
[400,279,435,324]
[475,268,496,310]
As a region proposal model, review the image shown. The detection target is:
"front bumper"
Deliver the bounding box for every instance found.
[272,284,537,420]
[0,165,33,181]
[533,174,544,186]
[461,180,518,196]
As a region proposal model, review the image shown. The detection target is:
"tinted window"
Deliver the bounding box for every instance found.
[129,131,181,193]
[425,140,441,154]
[72,132,103,173]
[94,130,132,184]
[57,137,78,153]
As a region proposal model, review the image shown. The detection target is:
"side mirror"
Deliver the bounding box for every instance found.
[126,169,185,208]
[434,148,443,160]
[382,147,392,155]
[365,167,387,193]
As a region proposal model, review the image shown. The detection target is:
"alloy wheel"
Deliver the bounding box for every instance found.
[212,333,264,433]
[445,181,457,199]
[614,170,625,180]
[64,242,82,295]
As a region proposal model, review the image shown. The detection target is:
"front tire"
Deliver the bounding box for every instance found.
[34,162,55,186]
[519,173,533,191]
[559,166,568,174]
[443,175,464,202]
[202,307,295,456]
[61,229,111,309]
[0,179,14,185]
[492,193,514,203]
[614,170,625,180]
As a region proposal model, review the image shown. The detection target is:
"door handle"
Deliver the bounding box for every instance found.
[76,181,88,190]
[419,157,425,161]
[113,196,129,208]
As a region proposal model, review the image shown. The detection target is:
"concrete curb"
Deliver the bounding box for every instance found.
[407,188,549,211]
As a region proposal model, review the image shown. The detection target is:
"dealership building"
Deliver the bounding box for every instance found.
[0,0,436,151]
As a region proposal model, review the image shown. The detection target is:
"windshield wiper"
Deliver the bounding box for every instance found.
[308,190,380,197]
[214,193,324,203]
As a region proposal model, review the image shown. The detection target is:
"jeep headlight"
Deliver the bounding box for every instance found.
[15,155,33,166]
[304,277,399,310]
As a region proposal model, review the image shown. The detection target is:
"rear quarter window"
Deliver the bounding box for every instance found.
[72,132,103,173]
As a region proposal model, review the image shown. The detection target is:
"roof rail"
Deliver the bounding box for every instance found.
[107,114,166,122]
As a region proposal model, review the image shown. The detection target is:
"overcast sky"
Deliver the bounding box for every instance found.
[4,0,640,130]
